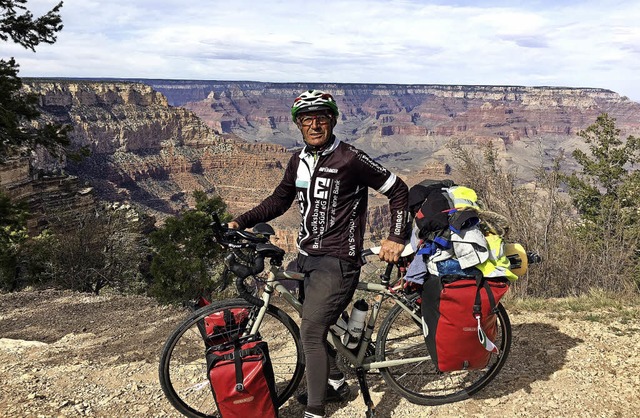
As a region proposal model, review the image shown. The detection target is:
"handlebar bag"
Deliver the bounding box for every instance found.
[421,274,508,372]
[206,338,278,418]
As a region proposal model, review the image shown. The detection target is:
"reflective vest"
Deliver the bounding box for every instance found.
[475,233,518,282]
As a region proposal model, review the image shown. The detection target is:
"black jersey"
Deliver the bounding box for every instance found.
[234,138,409,264]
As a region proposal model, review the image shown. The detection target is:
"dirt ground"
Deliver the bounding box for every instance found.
[1,289,639,418]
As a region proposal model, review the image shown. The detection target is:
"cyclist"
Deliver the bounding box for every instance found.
[228,89,409,418]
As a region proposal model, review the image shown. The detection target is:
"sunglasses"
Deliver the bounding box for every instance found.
[298,114,333,127]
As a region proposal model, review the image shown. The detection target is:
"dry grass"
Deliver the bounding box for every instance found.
[503,288,640,320]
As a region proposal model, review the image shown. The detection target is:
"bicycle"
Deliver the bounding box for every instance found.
[159,216,515,417]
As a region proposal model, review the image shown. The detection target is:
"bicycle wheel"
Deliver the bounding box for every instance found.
[376,298,511,405]
[159,298,305,417]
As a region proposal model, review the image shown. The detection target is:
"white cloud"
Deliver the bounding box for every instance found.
[5,0,640,100]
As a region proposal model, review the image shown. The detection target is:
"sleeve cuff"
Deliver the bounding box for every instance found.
[386,235,405,244]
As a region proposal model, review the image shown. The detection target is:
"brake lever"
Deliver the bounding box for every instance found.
[216,267,232,292]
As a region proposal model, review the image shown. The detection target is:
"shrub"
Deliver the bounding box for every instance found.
[0,192,28,290]
[448,113,640,297]
[148,192,232,304]
[18,205,151,294]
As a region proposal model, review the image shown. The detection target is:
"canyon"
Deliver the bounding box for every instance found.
[3,80,640,248]
[143,80,640,180]
[1,81,297,240]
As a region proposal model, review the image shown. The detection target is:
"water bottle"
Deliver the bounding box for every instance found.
[329,311,349,337]
[342,299,369,349]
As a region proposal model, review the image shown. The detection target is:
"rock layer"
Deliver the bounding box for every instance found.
[8,81,295,245]
[8,80,640,250]
[141,81,640,152]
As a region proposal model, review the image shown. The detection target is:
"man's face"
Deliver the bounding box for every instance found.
[296,110,336,149]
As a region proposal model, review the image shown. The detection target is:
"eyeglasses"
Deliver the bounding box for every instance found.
[298,115,333,127]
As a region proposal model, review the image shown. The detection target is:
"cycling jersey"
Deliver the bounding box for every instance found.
[234,137,409,264]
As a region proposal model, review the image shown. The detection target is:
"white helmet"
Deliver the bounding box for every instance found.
[291,90,339,121]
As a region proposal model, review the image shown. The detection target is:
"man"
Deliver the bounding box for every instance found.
[228,89,409,418]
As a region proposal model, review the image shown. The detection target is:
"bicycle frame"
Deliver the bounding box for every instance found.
[160,219,520,418]
[250,262,431,373]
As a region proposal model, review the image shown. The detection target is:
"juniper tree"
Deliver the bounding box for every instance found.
[564,113,640,291]
[149,192,232,303]
[565,113,640,228]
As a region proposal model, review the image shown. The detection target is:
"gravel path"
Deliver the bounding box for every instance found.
[1,289,638,417]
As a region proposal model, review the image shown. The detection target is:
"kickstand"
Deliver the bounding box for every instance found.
[355,367,375,417]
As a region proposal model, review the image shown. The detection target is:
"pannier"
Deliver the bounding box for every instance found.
[201,308,251,346]
[192,297,251,346]
[406,180,519,372]
[206,337,279,418]
[421,274,508,372]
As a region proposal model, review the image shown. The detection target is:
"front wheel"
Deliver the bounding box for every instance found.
[159,298,305,417]
[376,299,512,405]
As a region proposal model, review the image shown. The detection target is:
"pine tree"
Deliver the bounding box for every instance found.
[565,113,640,226]
[564,113,640,291]
[1,0,69,160]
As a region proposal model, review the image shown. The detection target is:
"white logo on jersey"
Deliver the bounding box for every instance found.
[314,177,331,200]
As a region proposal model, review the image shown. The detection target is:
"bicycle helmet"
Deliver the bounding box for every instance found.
[291,90,339,121]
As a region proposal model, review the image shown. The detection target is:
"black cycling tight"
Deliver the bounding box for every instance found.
[296,254,360,416]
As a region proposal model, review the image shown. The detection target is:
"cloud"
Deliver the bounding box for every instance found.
[5,0,640,100]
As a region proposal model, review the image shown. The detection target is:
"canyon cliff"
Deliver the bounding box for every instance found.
[141,80,640,183]
[1,81,298,248]
[4,80,640,251]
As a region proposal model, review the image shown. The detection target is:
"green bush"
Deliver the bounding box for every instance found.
[148,192,232,304]
[0,192,28,290]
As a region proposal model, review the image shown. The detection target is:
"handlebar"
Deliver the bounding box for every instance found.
[210,213,282,307]
[361,247,409,285]
[211,211,545,306]
[211,212,404,304]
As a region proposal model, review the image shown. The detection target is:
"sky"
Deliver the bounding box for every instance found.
[6,0,640,101]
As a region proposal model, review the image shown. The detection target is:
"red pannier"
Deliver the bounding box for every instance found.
[202,308,250,345]
[193,297,251,346]
[421,275,509,372]
[206,337,278,418]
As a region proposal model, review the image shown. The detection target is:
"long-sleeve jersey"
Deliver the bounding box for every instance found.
[233,137,409,265]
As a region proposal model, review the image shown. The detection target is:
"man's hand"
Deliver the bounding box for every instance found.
[227,221,240,229]
[378,239,404,263]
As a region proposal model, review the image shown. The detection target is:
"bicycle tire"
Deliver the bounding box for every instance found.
[376,298,512,405]
[159,298,305,418]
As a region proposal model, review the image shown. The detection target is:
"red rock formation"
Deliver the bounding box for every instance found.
[14,79,640,246]
[138,81,640,155]
[17,81,291,227]
[0,156,95,233]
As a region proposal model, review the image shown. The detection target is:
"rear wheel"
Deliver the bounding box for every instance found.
[159,298,305,417]
[376,298,511,405]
